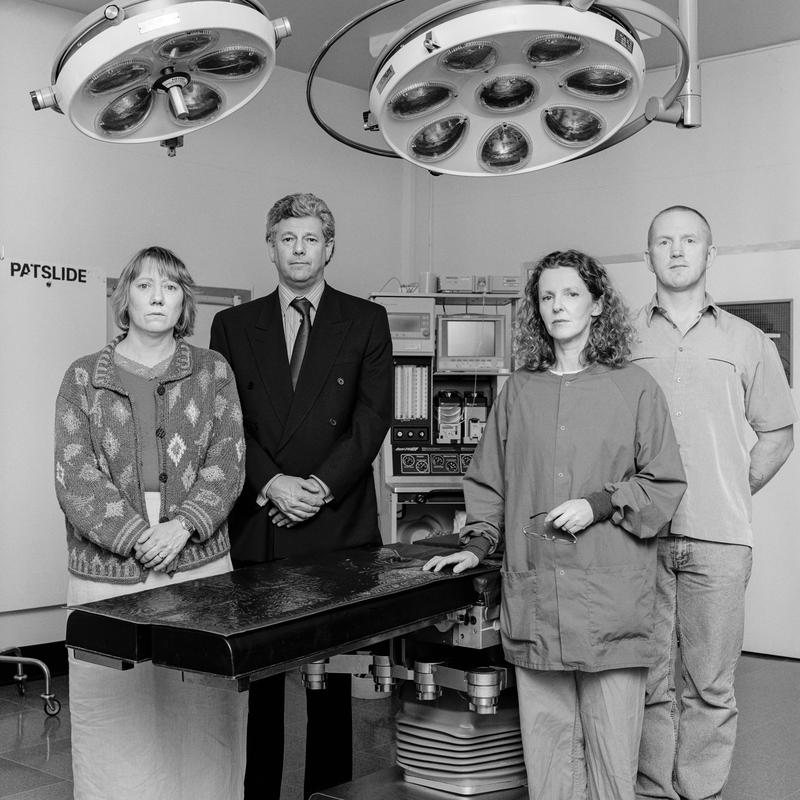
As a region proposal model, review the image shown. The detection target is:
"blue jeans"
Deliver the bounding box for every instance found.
[636,536,752,800]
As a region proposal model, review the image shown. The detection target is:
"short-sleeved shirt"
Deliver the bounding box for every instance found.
[631,294,797,547]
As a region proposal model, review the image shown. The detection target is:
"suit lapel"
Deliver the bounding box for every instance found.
[247,292,293,425]
[279,287,350,448]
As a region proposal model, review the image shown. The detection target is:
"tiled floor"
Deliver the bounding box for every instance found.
[1,653,798,800]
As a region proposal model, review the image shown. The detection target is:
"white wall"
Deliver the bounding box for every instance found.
[422,43,800,657]
[0,0,410,647]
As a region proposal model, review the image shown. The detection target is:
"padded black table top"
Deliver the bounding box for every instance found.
[66,542,499,681]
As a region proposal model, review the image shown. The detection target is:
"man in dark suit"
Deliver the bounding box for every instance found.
[210,192,393,800]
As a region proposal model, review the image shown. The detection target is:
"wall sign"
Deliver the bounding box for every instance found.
[9,260,88,287]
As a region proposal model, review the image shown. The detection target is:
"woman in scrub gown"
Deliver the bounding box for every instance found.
[54,246,247,800]
[424,249,686,800]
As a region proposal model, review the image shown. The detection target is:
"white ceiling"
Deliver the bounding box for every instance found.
[39,0,800,90]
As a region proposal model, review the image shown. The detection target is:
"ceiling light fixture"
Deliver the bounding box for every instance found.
[30,0,291,155]
[307,0,698,176]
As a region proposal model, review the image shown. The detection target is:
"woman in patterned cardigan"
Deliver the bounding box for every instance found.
[54,246,247,800]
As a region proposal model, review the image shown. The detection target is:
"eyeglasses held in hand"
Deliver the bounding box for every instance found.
[523,512,577,545]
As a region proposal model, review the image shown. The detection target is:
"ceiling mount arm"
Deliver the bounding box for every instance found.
[642,0,699,125]
[306,0,408,158]
[579,0,693,158]
[677,0,700,125]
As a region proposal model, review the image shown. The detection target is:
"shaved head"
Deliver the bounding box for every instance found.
[648,206,712,249]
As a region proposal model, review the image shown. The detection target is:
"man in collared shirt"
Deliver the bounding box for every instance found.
[211,193,393,800]
[256,277,332,515]
[632,206,796,800]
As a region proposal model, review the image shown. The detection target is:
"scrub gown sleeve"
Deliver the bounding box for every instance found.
[605,376,687,539]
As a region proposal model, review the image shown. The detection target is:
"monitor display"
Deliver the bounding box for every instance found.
[436,314,509,373]
[444,319,496,357]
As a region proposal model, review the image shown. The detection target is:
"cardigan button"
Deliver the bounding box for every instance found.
[155,427,165,438]
[157,385,166,395]
[337,377,344,385]
[159,472,168,483]
[329,418,337,426]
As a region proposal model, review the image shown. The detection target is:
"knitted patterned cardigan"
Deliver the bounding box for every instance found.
[54,336,245,583]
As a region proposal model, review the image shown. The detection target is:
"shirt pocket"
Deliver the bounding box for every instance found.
[500,568,538,642]
[698,354,741,414]
[585,564,653,646]
[705,354,737,380]
[629,353,671,387]
[630,346,666,364]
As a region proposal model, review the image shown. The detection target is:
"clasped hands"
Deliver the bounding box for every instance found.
[133,519,191,572]
[267,474,326,528]
[422,498,593,574]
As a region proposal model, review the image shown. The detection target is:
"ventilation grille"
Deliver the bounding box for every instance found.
[717,300,792,387]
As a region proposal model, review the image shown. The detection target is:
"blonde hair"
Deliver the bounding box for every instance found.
[110,246,196,337]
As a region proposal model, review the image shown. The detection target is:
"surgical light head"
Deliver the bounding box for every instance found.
[30,0,291,154]
[306,0,697,177]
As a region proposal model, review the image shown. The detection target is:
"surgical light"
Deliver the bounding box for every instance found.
[30,0,291,155]
[307,0,697,177]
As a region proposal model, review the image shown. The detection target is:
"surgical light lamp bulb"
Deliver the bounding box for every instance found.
[410,115,469,161]
[563,64,632,98]
[389,82,455,119]
[526,32,583,65]
[479,123,531,173]
[477,75,537,112]
[440,41,498,72]
[543,105,604,146]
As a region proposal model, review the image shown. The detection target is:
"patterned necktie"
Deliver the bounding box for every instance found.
[289,297,312,389]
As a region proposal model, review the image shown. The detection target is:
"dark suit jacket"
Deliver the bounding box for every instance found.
[210,284,392,562]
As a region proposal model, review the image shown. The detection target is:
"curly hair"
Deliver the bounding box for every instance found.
[515,249,633,371]
[111,246,196,338]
